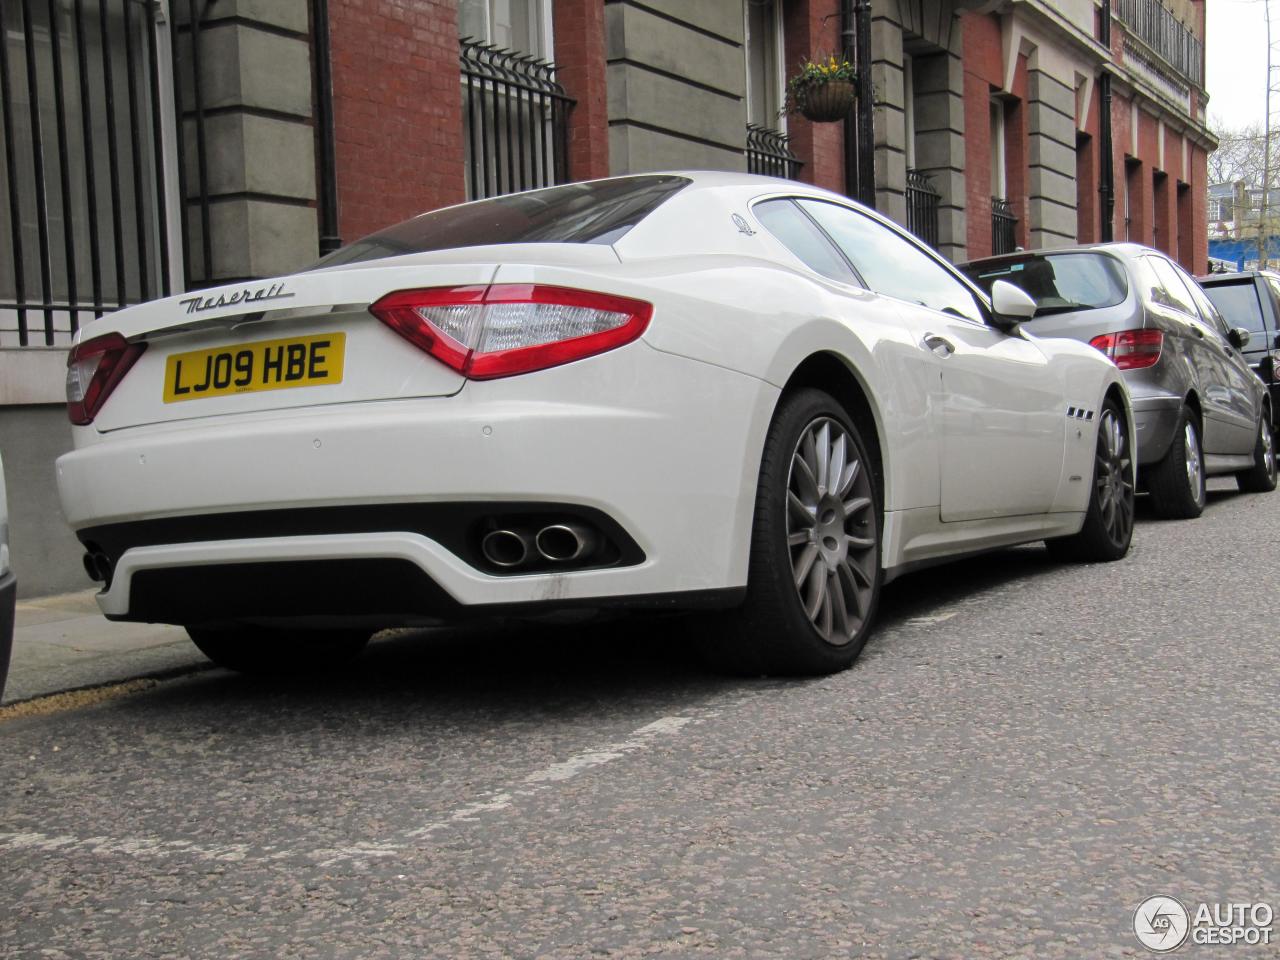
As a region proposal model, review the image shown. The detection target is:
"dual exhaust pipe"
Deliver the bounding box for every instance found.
[481,522,600,569]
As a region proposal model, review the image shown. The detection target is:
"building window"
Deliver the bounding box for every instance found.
[744,0,784,130]
[459,0,551,58]
[989,98,1006,200]
[0,0,180,348]
[459,0,571,201]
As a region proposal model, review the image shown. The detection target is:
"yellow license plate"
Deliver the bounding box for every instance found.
[163,333,346,403]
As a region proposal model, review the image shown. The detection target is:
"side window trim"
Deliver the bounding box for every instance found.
[750,196,868,289]
[797,197,991,326]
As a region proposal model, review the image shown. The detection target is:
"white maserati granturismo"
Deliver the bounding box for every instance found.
[57,172,1135,676]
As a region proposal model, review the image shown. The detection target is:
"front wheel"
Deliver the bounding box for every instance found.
[1146,405,1205,519]
[703,388,882,676]
[187,625,372,675]
[1046,398,1134,562]
[1236,412,1277,493]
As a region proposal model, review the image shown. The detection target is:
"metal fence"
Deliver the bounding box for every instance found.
[1113,0,1203,87]
[992,196,1018,255]
[906,169,940,247]
[460,39,573,201]
[0,0,173,347]
[746,123,801,180]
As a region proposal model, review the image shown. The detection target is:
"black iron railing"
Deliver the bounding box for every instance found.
[0,0,173,347]
[992,196,1018,255]
[460,39,573,201]
[906,169,940,247]
[1114,0,1203,87]
[746,123,801,180]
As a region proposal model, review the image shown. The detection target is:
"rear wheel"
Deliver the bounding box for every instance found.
[1236,411,1277,493]
[1146,406,1205,519]
[1046,398,1134,562]
[187,625,371,675]
[704,388,882,676]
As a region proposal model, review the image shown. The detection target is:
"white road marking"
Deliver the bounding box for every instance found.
[408,715,694,838]
[906,612,957,625]
[0,830,250,862]
[2,714,701,868]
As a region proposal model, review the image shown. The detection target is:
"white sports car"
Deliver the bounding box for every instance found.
[58,172,1135,676]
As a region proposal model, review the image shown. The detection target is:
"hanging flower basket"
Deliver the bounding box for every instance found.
[787,54,857,124]
[795,80,856,123]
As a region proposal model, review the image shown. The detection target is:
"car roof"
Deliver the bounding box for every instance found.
[1199,269,1280,284]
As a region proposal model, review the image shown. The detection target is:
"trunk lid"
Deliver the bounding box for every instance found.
[86,244,619,432]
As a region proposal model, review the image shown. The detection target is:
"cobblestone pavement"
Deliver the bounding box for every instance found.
[2,480,1277,958]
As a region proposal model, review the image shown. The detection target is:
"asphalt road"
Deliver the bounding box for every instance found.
[2,479,1277,959]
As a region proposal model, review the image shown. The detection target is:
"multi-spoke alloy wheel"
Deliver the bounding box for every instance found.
[1237,411,1279,493]
[1093,406,1135,549]
[1147,404,1206,519]
[786,417,878,645]
[704,388,882,676]
[1182,420,1202,501]
[1046,397,1134,562]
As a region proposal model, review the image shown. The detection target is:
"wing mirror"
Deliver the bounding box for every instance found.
[1228,327,1252,350]
[990,279,1037,331]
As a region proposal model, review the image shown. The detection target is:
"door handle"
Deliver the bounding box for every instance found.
[923,333,955,357]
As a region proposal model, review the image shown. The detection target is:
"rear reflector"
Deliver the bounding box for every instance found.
[1089,328,1163,370]
[369,284,652,379]
[67,333,148,425]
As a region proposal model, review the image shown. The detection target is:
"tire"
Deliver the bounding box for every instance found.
[187,625,371,675]
[1045,398,1134,562]
[1236,411,1278,493]
[703,388,882,676]
[1146,405,1206,519]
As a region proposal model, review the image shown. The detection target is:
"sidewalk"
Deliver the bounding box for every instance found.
[3,590,208,705]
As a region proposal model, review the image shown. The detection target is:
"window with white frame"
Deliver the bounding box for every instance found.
[745,0,784,130]
[459,0,550,57]
[989,98,1006,199]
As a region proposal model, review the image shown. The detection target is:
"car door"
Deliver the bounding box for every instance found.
[1145,255,1239,454]
[795,199,1066,522]
[1173,260,1259,452]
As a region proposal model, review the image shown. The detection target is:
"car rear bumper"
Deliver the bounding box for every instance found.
[1130,393,1183,465]
[0,571,14,698]
[57,345,778,624]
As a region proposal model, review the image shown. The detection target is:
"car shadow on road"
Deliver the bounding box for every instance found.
[118,542,1078,722]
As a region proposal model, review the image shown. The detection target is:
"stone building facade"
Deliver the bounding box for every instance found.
[0,0,1214,596]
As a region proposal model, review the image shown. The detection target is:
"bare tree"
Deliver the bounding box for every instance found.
[1209,118,1271,186]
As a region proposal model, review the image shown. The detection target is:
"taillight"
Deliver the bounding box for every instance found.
[66,333,147,425]
[369,284,653,379]
[1089,328,1163,370]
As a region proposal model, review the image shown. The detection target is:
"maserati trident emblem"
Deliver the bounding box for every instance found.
[732,213,756,236]
[179,282,294,315]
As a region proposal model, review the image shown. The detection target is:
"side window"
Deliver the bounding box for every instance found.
[1204,281,1267,338]
[797,199,984,321]
[754,199,859,285]
[1144,256,1197,319]
[1267,279,1280,338]
[1172,262,1230,335]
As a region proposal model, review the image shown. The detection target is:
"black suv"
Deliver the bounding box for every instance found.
[1199,270,1280,414]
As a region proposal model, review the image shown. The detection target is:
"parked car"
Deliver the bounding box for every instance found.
[962,244,1277,518]
[1198,270,1280,414]
[0,451,14,700]
[58,172,1134,678]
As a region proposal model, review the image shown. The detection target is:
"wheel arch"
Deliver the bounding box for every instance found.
[778,352,886,511]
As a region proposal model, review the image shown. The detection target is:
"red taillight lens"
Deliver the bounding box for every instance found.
[369,284,653,380]
[1089,328,1163,370]
[66,333,147,425]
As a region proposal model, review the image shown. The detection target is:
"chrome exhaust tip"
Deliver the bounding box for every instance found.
[481,529,534,568]
[535,523,599,562]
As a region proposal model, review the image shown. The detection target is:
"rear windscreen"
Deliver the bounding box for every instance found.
[1202,281,1267,338]
[962,252,1128,316]
[314,176,691,268]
